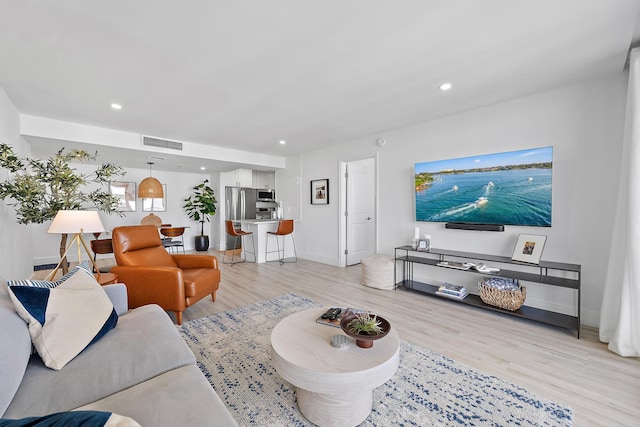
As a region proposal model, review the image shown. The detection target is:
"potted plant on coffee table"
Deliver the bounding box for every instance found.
[340,311,391,348]
[183,179,217,251]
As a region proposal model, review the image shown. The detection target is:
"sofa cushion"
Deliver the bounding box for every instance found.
[3,305,196,418]
[0,410,141,427]
[0,280,31,418]
[8,267,117,370]
[77,365,238,427]
[101,284,129,316]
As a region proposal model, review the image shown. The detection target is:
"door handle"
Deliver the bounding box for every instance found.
[366,217,372,220]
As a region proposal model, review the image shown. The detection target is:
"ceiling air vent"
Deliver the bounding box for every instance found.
[142,135,183,151]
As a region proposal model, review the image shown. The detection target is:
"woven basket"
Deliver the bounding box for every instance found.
[478,282,526,311]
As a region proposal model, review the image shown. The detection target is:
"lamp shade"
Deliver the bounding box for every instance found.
[138,176,164,198]
[47,210,105,234]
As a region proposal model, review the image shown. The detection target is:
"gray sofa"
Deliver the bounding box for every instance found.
[0,279,237,426]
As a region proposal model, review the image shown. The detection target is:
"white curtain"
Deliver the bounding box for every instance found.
[599,48,640,357]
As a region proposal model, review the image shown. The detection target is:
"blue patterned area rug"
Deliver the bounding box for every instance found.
[178,293,572,426]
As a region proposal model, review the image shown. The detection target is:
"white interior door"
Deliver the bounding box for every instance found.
[346,158,376,265]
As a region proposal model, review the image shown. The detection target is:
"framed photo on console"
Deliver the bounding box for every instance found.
[310,179,329,205]
[511,233,547,264]
[417,239,430,252]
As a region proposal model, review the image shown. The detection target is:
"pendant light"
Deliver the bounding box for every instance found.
[138,162,164,199]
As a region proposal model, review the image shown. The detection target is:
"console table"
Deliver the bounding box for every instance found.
[394,246,581,338]
[94,272,117,286]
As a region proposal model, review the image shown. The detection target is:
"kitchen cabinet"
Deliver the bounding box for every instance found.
[252,170,275,189]
[235,168,253,187]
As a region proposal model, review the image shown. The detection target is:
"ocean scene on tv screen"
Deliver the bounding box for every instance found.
[415,147,552,227]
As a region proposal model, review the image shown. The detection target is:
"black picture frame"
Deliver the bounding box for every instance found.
[311,179,329,205]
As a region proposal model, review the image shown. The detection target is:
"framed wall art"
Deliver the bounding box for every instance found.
[109,181,136,212]
[142,184,167,212]
[310,179,329,205]
[511,233,547,264]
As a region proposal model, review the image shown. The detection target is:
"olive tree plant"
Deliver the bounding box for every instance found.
[0,143,125,274]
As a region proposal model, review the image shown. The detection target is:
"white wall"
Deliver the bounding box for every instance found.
[31,164,213,265]
[0,87,33,279]
[276,155,302,221]
[292,72,627,327]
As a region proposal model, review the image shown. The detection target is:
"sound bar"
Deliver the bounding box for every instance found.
[445,222,505,232]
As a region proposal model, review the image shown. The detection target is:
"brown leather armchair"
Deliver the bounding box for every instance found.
[110,225,220,325]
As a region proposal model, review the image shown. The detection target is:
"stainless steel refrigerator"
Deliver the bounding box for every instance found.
[226,187,257,221]
[225,187,257,249]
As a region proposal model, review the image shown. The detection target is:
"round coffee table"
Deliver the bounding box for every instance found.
[271,307,400,427]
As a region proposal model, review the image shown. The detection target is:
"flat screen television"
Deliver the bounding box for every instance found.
[415,146,552,227]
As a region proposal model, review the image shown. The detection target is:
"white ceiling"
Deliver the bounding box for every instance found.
[1,1,639,172]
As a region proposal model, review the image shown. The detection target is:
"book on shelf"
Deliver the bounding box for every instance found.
[437,289,468,297]
[315,308,365,328]
[438,283,466,295]
[436,290,468,300]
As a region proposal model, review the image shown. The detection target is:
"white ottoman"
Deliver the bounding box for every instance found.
[361,254,395,290]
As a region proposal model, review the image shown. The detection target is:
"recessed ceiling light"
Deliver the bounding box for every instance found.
[279,140,286,145]
[200,166,206,171]
[110,103,122,110]
[439,83,452,91]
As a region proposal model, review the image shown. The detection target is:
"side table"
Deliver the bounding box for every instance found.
[271,307,399,427]
[94,272,118,285]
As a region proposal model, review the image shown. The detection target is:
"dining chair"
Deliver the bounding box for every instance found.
[160,227,186,254]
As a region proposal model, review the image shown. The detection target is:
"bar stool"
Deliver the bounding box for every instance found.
[266,219,297,264]
[223,220,256,265]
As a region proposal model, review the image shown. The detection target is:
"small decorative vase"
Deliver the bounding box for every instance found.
[194,235,209,251]
[411,238,419,250]
[340,314,391,349]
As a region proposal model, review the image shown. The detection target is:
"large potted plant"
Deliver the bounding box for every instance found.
[183,179,217,251]
[0,144,125,274]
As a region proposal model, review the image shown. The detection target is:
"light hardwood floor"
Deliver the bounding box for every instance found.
[88,254,639,426]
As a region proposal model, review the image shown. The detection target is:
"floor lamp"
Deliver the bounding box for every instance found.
[46,210,105,281]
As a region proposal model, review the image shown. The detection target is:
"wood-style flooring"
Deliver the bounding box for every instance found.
[72,254,640,426]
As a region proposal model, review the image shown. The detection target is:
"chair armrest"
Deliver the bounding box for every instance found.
[172,254,219,270]
[110,266,186,311]
[102,283,128,316]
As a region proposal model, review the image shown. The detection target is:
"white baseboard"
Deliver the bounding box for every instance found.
[297,251,340,267]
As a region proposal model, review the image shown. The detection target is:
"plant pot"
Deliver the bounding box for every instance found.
[340,314,391,349]
[194,235,209,251]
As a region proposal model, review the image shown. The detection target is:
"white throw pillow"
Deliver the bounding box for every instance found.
[8,267,118,370]
[7,260,93,289]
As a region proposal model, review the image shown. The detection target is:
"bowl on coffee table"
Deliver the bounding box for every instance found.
[340,313,391,348]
